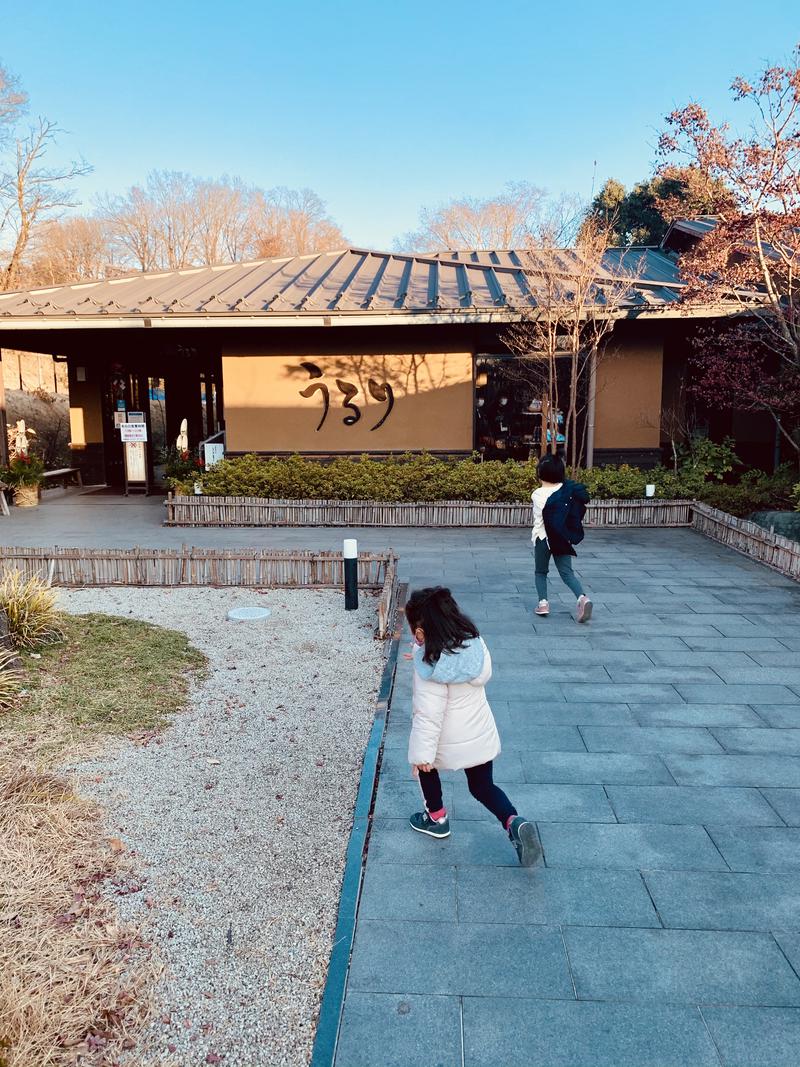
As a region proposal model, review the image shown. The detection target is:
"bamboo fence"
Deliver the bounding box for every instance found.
[164,495,693,529]
[0,547,399,637]
[691,503,800,582]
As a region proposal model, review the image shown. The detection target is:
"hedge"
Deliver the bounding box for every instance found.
[171,453,799,517]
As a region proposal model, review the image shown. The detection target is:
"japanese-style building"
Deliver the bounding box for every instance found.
[0,220,778,486]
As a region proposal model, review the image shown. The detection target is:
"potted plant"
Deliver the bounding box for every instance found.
[1,452,45,507]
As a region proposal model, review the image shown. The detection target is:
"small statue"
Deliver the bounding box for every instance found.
[176,419,189,454]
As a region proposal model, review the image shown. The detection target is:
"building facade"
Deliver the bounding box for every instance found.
[0,234,774,485]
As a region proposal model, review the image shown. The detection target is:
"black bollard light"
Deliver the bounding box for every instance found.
[344,538,358,610]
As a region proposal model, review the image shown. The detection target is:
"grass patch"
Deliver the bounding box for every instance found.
[7,612,206,753]
[0,610,206,1066]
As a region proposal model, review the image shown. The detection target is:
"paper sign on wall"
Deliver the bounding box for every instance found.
[120,423,148,442]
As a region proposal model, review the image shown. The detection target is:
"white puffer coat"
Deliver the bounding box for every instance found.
[407,636,501,771]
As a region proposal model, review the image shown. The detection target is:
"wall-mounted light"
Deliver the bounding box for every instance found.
[476,372,488,388]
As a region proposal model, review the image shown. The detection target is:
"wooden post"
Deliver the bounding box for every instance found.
[0,349,8,467]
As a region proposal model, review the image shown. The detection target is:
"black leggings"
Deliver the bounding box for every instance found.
[418,760,517,826]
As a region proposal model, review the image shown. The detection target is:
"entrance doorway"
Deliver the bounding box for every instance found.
[99,350,222,489]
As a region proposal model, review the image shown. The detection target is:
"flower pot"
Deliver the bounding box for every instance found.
[13,484,39,508]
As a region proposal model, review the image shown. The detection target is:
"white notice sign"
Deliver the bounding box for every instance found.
[120,423,148,442]
[203,442,225,468]
[124,441,147,483]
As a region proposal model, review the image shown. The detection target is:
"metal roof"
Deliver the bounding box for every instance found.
[0,245,688,329]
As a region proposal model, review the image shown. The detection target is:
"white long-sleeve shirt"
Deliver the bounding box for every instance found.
[531,483,562,542]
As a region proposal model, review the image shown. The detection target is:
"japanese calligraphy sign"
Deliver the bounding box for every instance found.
[222,352,474,453]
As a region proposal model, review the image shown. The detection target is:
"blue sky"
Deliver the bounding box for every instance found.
[3,0,798,249]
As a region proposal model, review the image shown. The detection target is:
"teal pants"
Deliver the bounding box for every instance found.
[534,538,584,601]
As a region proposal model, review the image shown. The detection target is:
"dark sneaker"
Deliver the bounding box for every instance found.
[576,595,593,623]
[508,816,542,868]
[409,810,451,838]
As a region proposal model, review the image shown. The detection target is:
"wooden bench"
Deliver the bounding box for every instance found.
[42,467,83,490]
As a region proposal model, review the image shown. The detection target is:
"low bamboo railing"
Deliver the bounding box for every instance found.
[0,547,399,638]
[691,503,800,582]
[164,495,693,529]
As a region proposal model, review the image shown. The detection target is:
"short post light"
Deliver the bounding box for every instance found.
[343,538,358,611]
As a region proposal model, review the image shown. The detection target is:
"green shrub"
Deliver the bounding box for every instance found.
[176,451,797,512]
[699,466,798,517]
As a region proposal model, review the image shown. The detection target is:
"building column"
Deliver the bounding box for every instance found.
[0,349,8,467]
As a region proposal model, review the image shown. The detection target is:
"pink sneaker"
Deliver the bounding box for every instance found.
[576,595,593,623]
[535,600,550,616]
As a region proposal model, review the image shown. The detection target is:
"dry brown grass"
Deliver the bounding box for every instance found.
[0,760,157,1067]
[0,612,204,1066]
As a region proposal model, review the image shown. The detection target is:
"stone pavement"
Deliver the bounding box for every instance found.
[4,497,800,1065]
[334,527,800,1067]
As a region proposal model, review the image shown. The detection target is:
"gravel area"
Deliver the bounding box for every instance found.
[59,586,384,1067]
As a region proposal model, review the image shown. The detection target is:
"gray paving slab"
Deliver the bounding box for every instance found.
[752,704,800,727]
[456,866,659,927]
[539,822,727,870]
[774,932,800,973]
[463,999,722,1067]
[373,777,455,820]
[580,726,724,754]
[702,1006,800,1067]
[644,870,800,930]
[359,863,457,922]
[708,827,800,872]
[714,667,800,685]
[761,789,800,825]
[451,782,616,823]
[684,636,789,651]
[629,703,764,728]
[587,634,693,651]
[347,919,573,998]
[520,752,674,784]
[335,992,462,1067]
[605,785,782,825]
[713,728,800,755]
[648,649,757,667]
[501,725,587,751]
[563,926,800,1005]
[506,701,637,726]
[368,819,520,867]
[665,755,800,788]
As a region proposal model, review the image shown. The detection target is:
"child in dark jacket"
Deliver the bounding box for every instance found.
[531,453,592,623]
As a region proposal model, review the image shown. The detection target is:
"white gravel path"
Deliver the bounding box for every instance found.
[59,586,384,1067]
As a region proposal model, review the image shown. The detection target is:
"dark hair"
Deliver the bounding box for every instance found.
[405,586,479,666]
[537,453,565,483]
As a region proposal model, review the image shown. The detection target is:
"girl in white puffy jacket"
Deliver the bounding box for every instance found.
[405,587,541,867]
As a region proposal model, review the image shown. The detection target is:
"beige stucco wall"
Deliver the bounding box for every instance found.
[68,378,104,447]
[222,351,474,452]
[594,334,664,449]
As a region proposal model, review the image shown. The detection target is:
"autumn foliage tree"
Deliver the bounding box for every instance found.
[660,46,800,464]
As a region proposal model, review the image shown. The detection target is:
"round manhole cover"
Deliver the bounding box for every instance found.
[227,606,272,622]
